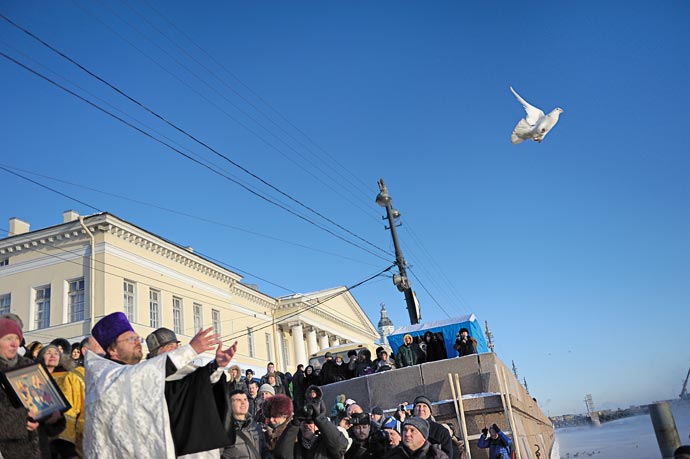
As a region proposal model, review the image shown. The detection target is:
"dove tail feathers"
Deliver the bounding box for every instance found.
[511,119,531,144]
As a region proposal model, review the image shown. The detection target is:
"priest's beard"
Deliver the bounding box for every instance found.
[113,343,143,364]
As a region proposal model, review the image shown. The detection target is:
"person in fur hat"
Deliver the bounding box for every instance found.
[263,394,299,459]
[453,328,477,357]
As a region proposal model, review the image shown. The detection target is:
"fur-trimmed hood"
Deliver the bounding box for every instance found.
[229,364,242,383]
[305,384,323,400]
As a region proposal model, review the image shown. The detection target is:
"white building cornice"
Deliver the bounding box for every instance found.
[1,213,250,290]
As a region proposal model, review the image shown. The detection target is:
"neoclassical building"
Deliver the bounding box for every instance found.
[0,211,380,373]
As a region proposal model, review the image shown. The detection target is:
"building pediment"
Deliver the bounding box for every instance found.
[276,287,379,340]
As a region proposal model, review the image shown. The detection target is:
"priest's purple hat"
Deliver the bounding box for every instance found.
[92,312,134,351]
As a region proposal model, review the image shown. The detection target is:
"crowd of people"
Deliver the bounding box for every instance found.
[1,311,493,459]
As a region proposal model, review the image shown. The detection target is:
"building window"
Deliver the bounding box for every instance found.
[68,278,85,322]
[281,336,290,367]
[0,258,8,267]
[172,297,183,335]
[123,280,136,321]
[265,333,273,362]
[34,286,51,329]
[149,289,160,328]
[247,327,255,358]
[193,303,203,332]
[212,309,221,336]
[0,294,10,315]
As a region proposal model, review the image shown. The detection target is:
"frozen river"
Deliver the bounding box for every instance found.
[553,401,690,459]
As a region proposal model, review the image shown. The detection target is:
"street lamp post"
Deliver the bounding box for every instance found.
[375,178,420,325]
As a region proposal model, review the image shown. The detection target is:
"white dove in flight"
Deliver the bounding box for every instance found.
[510,86,563,144]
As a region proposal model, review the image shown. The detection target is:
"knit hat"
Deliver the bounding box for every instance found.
[403,417,430,440]
[264,394,293,417]
[345,398,357,407]
[92,312,135,351]
[371,406,384,416]
[146,327,179,357]
[382,416,402,434]
[0,313,24,330]
[0,318,23,342]
[413,395,433,411]
[259,383,275,395]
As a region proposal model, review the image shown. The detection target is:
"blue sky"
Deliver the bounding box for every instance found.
[1,1,688,415]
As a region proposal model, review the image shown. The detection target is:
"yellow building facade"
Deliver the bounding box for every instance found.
[0,211,380,373]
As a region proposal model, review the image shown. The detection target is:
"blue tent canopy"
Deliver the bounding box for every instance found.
[387,314,488,357]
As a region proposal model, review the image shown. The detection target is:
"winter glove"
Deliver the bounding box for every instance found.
[491,423,500,433]
[308,401,323,418]
[481,427,488,436]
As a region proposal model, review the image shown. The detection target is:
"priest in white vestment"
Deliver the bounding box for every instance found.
[83,312,228,459]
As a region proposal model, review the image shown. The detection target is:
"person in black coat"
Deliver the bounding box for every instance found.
[412,396,453,459]
[423,332,447,362]
[292,365,306,411]
[303,365,319,388]
[304,385,327,418]
[353,349,374,377]
[278,402,349,459]
[453,328,477,357]
[385,417,448,459]
[331,355,349,382]
[319,353,336,385]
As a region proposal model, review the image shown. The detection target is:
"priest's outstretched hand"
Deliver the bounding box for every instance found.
[190,326,221,354]
[215,341,238,367]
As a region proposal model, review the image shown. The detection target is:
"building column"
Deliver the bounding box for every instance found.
[276,328,286,371]
[318,332,330,350]
[291,322,307,367]
[330,336,341,347]
[306,327,319,357]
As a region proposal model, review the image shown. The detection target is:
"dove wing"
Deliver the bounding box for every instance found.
[510,86,544,126]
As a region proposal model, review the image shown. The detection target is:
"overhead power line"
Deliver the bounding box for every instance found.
[0,13,391,259]
[90,0,382,223]
[0,224,393,344]
[223,264,394,343]
[0,50,389,262]
[137,0,376,202]
[0,163,380,268]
